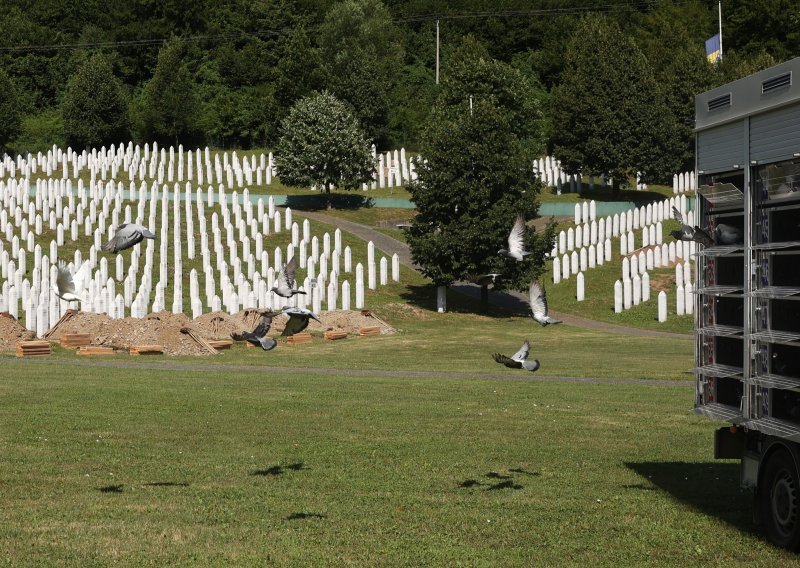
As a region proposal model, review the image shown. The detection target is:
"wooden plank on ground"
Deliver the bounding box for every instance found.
[180,327,219,354]
[286,332,312,345]
[76,346,115,356]
[359,326,381,337]
[60,333,91,348]
[208,339,233,350]
[16,340,51,357]
[43,309,79,339]
[130,344,164,356]
[324,330,348,341]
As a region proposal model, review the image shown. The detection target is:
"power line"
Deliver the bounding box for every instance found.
[393,2,660,23]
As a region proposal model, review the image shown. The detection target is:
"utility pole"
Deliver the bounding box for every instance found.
[718,1,723,61]
[435,19,440,84]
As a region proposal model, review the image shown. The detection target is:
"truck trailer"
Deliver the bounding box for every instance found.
[694,56,800,550]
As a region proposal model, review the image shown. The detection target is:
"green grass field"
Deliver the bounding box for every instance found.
[0,346,793,566]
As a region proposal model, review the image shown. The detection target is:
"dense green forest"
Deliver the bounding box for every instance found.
[0,0,797,173]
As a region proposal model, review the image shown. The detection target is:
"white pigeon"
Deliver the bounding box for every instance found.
[102,223,157,253]
[280,306,321,336]
[272,257,307,298]
[529,280,562,326]
[492,340,540,372]
[52,260,90,308]
[470,273,502,287]
[498,214,531,261]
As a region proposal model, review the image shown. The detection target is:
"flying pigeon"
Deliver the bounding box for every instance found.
[670,206,713,247]
[498,215,531,261]
[528,280,562,326]
[102,223,157,253]
[231,310,280,351]
[469,273,502,288]
[272,256,306,298]
[492,340,540,372]
[52,259,90,308]
[280,306,321,336]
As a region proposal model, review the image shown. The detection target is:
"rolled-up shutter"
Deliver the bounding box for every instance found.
[697,120,746,173]
[750,104,800,164]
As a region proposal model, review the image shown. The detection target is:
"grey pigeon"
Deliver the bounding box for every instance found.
[529,280,562,326]
[712,223,743,245]
[52,260,90,308]
[470,273,502,288]
[280,306,321,336]
[272,256,306,298]
[498,215,531,261]
[231,310,280,351]
[102,223,156,253]
[670,206,713,247]
[492,340,540,372]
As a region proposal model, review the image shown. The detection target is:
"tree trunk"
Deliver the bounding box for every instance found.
[326,186,332,210]
[612,177,621,196]
[480,284,489,313]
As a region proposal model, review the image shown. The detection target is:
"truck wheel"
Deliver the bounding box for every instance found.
[761,448,800,550]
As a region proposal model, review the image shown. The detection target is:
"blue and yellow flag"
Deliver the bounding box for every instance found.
[706,34,721,63]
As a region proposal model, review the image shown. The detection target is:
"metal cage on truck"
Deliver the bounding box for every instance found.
[694,56,800,550]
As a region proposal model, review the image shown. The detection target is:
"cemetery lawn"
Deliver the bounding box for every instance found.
[1,354,792,566]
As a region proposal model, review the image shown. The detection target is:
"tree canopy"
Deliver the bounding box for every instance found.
[275,91,374,209]
[61,52,130,149]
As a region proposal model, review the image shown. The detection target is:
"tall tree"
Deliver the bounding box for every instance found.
[276,91,374,209]
[318,0,403,146]
[550,15,682,191]
[131,40,202,146]
[61,52,130,149]
[0,67,22,152]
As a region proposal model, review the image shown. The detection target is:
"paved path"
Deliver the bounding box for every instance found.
[293,209,692,341]
[5,357,690,388]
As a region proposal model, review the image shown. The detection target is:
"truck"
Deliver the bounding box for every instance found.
[694,56,800,550]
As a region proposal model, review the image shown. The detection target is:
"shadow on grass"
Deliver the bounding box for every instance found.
[625,461,757,536]
[285,512,326,520]
[144,481,189,487]
[547,186,672,206]
[459,469,537,491]
[252,462,307,477]
[400,283,526,318]
[98,484,124,493]
[284,193,375,211]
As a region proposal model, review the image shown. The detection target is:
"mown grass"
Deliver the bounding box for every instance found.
[0,356,792,567]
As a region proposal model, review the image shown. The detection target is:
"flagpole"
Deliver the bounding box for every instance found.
[718,1,723,61]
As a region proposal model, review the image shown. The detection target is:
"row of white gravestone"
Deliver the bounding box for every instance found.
[572,193,690,231]
[552,239,613,283]
[621,242,694,282]
[673,171,697,194]
[653,288,693,321]
[0,141,421,193]
[613,273,652,312]
[0,177,401,328]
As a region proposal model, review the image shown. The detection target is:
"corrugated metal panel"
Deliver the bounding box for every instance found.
[697,120,745,173]
[750,104,800,163]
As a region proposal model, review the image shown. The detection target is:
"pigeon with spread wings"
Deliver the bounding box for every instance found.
[280,306,321,336]
[670,206,714,247]
[272,256,306,298]
[52,260,90,309]
[529,280,562,326]
[498,215,531,261]
[231,310,280,351]
[102,223,157,253]
[492,340,540,372]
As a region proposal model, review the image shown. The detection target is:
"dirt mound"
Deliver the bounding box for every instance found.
[0,313,36,351]
[0,308,394,355]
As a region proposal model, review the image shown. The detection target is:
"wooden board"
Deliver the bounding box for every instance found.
[208,339,233,350]
[16,340,52,357]
[358,326,381,337]
[286,332,312,345]
[179,327,219,355]
[60,333,92,348]
[43,309,79,339]
[76,346,115,356]
[130,344,164,356]
[324,330,348,341]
